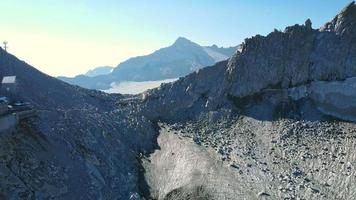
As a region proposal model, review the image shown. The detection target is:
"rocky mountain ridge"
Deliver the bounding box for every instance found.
[134,2,356,200]
[141,2,356,123]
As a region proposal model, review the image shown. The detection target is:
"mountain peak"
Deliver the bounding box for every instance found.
[175,36,191,42]
[172,37,197,46]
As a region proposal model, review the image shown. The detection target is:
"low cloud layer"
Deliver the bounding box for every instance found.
[103,78,178,95]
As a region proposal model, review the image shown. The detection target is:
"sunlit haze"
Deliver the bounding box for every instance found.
[0,0,351,77]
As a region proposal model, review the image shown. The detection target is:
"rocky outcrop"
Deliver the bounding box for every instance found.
[277,76,356,121]
[321,1,356,37]
[226,2,356,98]
[308,77,356,121]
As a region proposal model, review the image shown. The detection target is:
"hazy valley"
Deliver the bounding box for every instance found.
[58,37,238,92]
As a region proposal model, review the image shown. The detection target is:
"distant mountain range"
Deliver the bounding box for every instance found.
[84,66,114,77]
[58,37,238,90]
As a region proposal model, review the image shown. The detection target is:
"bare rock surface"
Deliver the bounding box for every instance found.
[144,118,356,199]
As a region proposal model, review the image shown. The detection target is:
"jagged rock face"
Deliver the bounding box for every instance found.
[143,2,356,123]
[226,25,317,97]
[226,2,356,98]
[321,1,356,38]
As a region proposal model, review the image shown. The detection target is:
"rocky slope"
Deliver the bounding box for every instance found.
[138,2,356,199]
[1,2,356,200]
[58,37,237,90]
[144,116,356,200]
[0,47,158,200]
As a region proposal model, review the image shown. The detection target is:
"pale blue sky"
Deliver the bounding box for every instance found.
[0,0,352,76]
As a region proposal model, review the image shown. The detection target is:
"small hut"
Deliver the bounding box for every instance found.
[1,76,17,93]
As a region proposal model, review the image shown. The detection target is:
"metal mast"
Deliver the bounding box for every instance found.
[3,41,8,51]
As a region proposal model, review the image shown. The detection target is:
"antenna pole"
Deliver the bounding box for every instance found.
[3,41,8,51]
